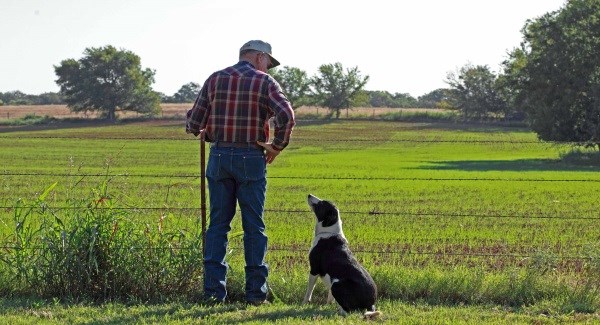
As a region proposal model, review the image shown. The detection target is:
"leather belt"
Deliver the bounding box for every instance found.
[211,142,263,150]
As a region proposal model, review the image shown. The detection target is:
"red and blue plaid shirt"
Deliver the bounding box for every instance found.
[186,61,295,151]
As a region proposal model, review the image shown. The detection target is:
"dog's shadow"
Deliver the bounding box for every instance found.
[220,304,339,323]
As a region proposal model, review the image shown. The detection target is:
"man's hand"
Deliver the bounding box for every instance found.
[257,141,280,164]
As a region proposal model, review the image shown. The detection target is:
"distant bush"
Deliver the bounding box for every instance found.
[0,91,64,105]
[379,110,458,122]
[0,114,56,126]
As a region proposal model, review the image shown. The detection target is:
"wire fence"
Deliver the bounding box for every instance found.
[2,171,599,183]
[0,135,579,144]
[0,205,598,221]
[0,242,594,261]
[1,135,599,262]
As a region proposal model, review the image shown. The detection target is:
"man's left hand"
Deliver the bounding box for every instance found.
[257,141,280,164]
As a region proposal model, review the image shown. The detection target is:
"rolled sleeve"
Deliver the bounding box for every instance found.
[268,80,295,150]
[186,80,211,135]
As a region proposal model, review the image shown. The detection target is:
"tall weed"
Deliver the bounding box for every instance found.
[0,179,203,302]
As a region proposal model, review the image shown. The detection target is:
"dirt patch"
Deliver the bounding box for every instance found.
[0,104,446,120]
[0,104,192,120]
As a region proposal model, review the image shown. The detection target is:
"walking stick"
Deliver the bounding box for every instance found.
[199,130,207,251]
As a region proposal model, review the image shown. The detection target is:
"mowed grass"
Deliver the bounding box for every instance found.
[3,298,599,324]
[1,119,600,322]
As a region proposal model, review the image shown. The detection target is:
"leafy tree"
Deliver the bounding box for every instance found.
[417,88,453,109]
[0,91,30,105]
[171,82,200,103]
[0,91,64,105]
[310,62,369,118]
[36,92,64,105]
[446,64,508,119]
[54,45,160,120]
[367,91,418,108]
[156,92,170,103]
[504,0,600,149]
[269,66,311,109]
[351,90,370,108]
[497,48,528,120]
[391,92,418,108]
[367,90,393,107]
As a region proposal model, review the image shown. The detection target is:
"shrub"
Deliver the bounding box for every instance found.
[0,180,203,302]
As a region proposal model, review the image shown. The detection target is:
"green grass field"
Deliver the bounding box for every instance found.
[1,119,599,323]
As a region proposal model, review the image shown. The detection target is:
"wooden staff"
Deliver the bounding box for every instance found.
[199,130,206,251]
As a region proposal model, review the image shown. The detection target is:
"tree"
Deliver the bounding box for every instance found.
[351,90,370,108]
[504,0,600,149]
[171,82,200,103]
[310,62,369,118]
[36,92,64,105]
[270,66,311,109]
[0,91,30,105]
[54,45,160,120]
[497,48,529,120]
[366,90,418,108]
[446,64,508,119]
[367,90,393,108]
[391,92,418,108]
[417,88,453,109]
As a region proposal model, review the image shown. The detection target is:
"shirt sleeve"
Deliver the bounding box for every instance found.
[186,78,211,136]
[267,78,295,150]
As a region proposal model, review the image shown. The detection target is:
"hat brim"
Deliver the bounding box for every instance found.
[267,54,280,69]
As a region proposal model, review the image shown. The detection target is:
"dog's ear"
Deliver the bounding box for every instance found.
[317,201,339,227]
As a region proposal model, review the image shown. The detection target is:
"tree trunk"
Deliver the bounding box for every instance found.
[107,107,116,121]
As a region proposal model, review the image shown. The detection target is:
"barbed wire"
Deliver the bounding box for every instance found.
[0,244,593,261]
[0,135,565,144]
[0,205,597,220]
[2,172,598,183]
[2,128,598,265]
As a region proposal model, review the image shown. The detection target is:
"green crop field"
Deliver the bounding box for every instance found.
[1,119,599,323]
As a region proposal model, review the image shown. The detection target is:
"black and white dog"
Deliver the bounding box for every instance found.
[303,194,380,318]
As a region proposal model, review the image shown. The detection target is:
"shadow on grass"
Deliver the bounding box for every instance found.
[0,298,340,324]
[422,158,600,172]
[0,118,184,134]
[405,121,531,133]
[195,304,338,324]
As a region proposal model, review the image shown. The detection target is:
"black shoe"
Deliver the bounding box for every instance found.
[247,300,269,306]
[201,296,224,306]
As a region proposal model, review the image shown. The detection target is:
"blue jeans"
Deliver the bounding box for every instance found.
[203,145,268,302]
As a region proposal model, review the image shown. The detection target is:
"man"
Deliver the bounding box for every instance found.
[186,40,295,305]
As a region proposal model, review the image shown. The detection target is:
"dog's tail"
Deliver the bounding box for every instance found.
[363,306,381,320]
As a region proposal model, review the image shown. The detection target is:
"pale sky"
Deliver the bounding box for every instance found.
[1,0,566,98]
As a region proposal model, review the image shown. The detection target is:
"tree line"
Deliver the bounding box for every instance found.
[0,79,449,111]
[0,91,64,106]
[2,0,599,149]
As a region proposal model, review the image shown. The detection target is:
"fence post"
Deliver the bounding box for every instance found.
[199,130,207,252]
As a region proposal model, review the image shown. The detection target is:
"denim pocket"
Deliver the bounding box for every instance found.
[242,155,266,181]
[206,153,222,179]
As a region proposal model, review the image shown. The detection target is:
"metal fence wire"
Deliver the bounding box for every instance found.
[1,135,599,261]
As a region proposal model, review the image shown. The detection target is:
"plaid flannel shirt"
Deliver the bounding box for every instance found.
[186,61,295,151]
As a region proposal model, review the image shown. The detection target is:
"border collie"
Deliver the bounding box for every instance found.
[303,194,380,318]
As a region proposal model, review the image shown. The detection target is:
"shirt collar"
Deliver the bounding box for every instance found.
[238,60,256,69]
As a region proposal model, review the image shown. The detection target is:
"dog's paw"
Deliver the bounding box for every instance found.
[363,310,382,320]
